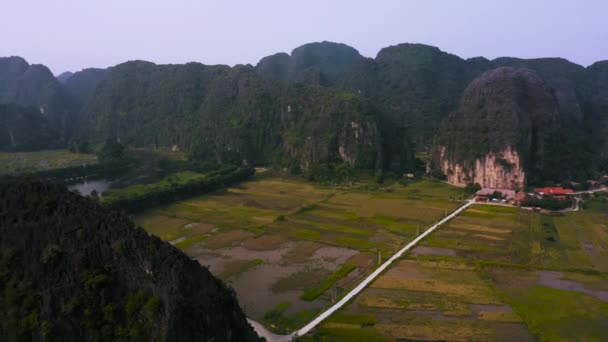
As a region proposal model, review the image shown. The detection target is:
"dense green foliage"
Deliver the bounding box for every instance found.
[0,178,260,341]
[79,61,379,170]
[306,163,355,184]
[103,165,255,212]
[256,42,608,181]
[521,196,572,210]
[97,139,125,164]
[463,182,482,195]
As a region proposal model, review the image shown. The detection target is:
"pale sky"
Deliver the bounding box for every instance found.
[1,0,607,74]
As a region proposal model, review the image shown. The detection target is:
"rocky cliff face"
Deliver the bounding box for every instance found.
[438,146,525,189]
[432,67,561,188]
[0,178,260,341]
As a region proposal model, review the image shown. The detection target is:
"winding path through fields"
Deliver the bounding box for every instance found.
[250,199,476,341]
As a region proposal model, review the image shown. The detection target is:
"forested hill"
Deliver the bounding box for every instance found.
[63,67,110,110]
[0,178,260,341]
[79,61,380,170]
[254,42,608,181]
[256,41,365,86]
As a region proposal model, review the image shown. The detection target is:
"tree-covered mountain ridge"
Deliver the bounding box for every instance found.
[1,41,607,185]
[79,60,380,170]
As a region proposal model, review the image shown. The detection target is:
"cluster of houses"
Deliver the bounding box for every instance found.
[474,186,575,206]
[470,175,608,208]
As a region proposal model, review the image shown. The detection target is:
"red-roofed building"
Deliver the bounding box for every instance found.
[534,187,574,200]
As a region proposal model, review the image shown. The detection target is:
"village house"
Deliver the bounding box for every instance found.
[533,187,574,200]
[475,188,527,206]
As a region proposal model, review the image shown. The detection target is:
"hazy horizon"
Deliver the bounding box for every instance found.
[1,0,607,74]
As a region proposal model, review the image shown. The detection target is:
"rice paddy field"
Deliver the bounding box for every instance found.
[311,202,608,341]
[133,176,464,333]
[0,149,97,174]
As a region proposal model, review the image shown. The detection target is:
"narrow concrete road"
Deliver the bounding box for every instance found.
[248,199,475,341]
[247,319,291,342]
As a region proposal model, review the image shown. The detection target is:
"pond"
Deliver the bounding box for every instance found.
[69,179,111,197]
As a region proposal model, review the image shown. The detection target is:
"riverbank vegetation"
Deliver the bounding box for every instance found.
[103,165,255,212]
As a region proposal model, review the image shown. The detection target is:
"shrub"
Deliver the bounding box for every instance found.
[41,244,62,265]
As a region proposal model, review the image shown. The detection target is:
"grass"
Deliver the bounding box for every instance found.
[292,229,321,241]
[334,237,381,251]
[272,268,331,293]
[262,302,320,335]
[422,201,608,272]
[326,313,376,325]
[498,284,608,341]
[314,326,391,342]
[0,150,97,174]
[301,264,357,301]
[173,235,207,249]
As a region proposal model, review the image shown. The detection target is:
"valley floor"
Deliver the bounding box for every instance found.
[133,174,608,341]
[134,176,463,334]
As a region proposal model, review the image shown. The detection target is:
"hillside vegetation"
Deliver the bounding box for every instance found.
[0,178,260,341]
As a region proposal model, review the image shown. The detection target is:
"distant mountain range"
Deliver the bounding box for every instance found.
[1,42,606,186]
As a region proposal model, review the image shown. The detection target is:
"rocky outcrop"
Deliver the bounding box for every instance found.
[438,146,525,189]
[432,67,561,188]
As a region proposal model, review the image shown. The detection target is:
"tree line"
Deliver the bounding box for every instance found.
[102,165,255,212]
